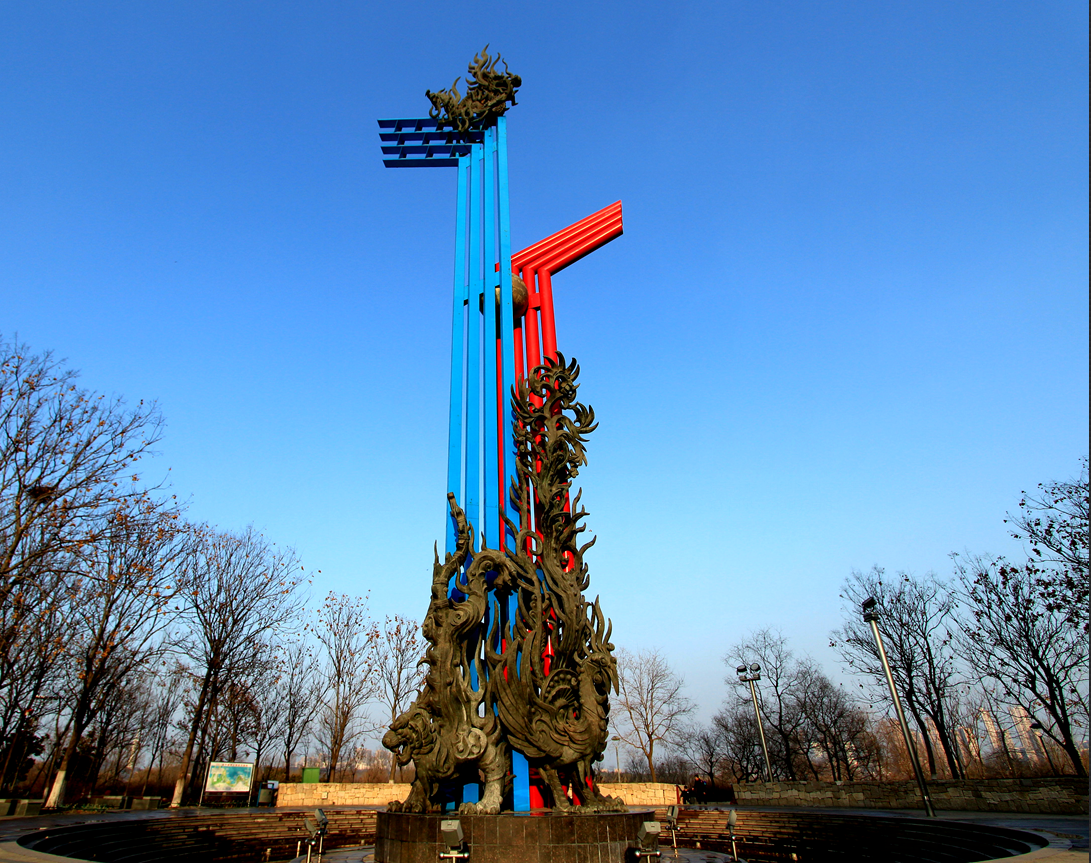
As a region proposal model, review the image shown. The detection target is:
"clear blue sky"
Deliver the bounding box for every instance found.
[3,2,1087,728]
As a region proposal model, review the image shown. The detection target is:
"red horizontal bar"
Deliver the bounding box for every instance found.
[513,201,622,271]
[523,219,623,278]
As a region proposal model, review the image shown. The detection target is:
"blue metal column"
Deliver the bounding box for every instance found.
[482,126,499,552]
[446,155,469,557]
[376,115,528,811]
[494,116,530,811]
[465,142,484,538]
[496,116,517,549]
[460,148,484,820]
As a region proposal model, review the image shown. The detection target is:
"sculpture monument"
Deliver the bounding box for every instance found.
[375,49,627,814]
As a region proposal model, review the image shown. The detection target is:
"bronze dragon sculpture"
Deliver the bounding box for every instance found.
[426,45,521,134]
[381,496,510,814]
[383,355,623,812]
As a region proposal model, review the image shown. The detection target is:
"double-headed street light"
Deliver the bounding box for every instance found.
[862,596,935,817]
[737,663,773,781]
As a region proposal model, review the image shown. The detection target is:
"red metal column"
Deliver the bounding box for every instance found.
[495,201,622,809]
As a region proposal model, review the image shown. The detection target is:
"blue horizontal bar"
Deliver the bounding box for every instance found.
[378,117,442,130]
[383,157,461,168]
[380,131,465,145]
[377,118,484,142]
[381,145,473,157]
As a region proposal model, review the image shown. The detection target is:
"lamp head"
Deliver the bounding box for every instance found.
[440,819,464,849]
[637,821,661,850]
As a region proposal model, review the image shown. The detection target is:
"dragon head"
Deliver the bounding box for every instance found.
[382,704,437,766]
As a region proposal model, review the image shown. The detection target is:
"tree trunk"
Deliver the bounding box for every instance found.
[907,706,937,778]
[1043,689,1089,778]
[170,668,213,808]
[140,753,153,797]
[327,739,342,783]
[1059,735,1088,777]
[45,716,86,808]
[778,730,797,780]
[932,711,963,779]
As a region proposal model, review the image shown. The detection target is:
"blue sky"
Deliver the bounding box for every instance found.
[3,2,1087,729]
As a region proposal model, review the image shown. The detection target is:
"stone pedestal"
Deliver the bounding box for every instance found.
[376,810,652,863]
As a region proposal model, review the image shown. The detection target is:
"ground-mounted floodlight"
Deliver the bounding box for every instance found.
[737,663,772,781]
[861,597,935,818]
[302,808,329,862]
[664,806,679,857]
[439,818,469,861]
[727,809,739,861]
[633,821,662,860]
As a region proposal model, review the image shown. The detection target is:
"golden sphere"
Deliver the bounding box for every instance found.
[481,273,530,318]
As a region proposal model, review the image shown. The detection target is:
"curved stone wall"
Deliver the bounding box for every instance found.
[732,776,1088,814]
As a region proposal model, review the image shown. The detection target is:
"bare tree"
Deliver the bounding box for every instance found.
[713,701,766,783]
[371,614,426,780]
[140,662,186,795]
[314,592,379,782]
[725,629,813,780]
[0,571,66,793]
[613,648,693,783]
[0,337,165,788]
[675,721,728,786]
[831,569,965,779]
[795,665,878,781]
[954,552,1088,777]
[44,500,185,807]
[169,526,306,807]
[0,338,164,677]
[230,663,284,796]
[272,639,320,781]
[86,670,151,795]
[1005,458,1088,634]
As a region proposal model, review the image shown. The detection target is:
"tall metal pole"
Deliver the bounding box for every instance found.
[863,598,936,817]
[747,679,773,782]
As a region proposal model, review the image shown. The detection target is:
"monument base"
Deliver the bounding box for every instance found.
[375,810,651,863]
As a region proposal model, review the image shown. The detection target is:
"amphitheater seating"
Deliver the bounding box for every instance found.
[671,808,1044,862]
[16,806,1048,862]
[19,809,378,863]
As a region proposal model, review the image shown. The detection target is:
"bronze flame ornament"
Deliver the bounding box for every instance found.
[383,356,624,814]
[426,45,522,134]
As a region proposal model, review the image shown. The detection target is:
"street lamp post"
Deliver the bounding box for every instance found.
[862,597,935,817]
[736,664,773,782]
[611,735,621,780]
